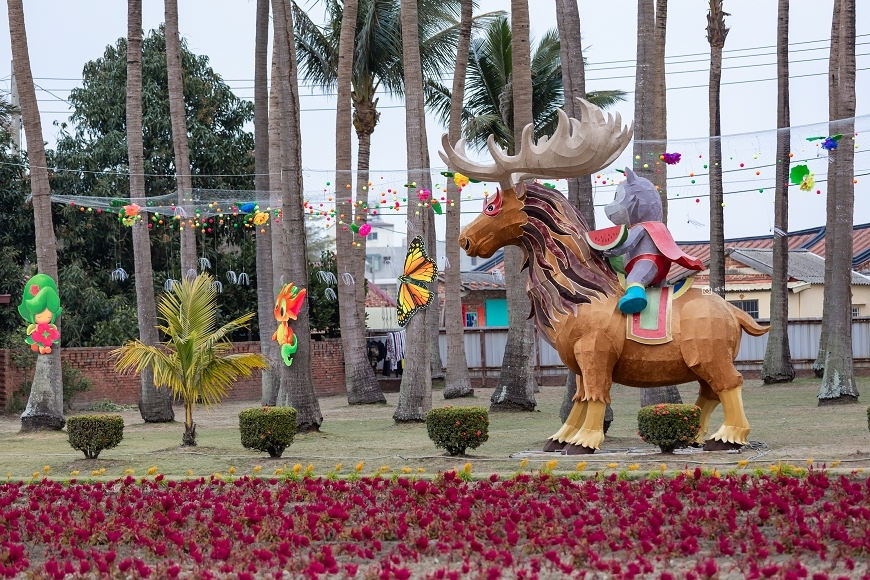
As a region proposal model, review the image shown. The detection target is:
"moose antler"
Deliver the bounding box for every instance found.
[439,98,633,191]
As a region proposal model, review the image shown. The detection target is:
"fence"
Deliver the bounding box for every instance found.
[424,318,870,384]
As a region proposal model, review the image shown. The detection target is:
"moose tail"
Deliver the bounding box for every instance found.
[729,304,770,337]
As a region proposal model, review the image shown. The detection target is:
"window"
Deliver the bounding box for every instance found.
[852,305,862,318]
[465,312,478,327]
[728,300,759,319]
[367,232,378,241]
[366,254,381,272]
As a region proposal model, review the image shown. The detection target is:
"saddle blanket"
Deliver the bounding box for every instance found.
[626,278,692,345]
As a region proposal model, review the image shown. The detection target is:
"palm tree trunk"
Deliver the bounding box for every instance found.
[334,0,385,406]
[164,0,197,276]
[443,0,474,400]
[272,0,323,430]
[813,0,841,378]
[555,0,595,229]
[394,0,434,422]
[254,0,277,405]
[818,0,858,405]
[633,0,681,408]
[706,2,728,299]
[353,120,370,328]
[8,0,64,431]
[422,147,443,381]
[129,0,174,422]
[266,55,284,406]
[652,0,668,224]
[492,0,537,413]
[762,0,795,384]
[182,402,196,446]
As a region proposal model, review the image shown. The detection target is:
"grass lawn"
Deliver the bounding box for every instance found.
[1,377,868,480]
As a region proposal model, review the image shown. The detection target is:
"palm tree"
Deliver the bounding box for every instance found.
[254,0,277,406]
[818,0,858,404]
[271,0,323,430]
[8,0,64,431]
[394,0,433,422]
[762,0,795,383]
[427,17,625,154]
[128,0,175,423]
[442,0,474,400]
[164,0,197,276]
[113,274,270,446]
[706,0,728,299]
[637,0,682,408]
[814,0,840,378]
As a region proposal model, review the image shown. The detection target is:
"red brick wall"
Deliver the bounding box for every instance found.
[0,340,346,410]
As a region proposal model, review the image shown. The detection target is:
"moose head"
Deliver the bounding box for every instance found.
[442,98,633,258]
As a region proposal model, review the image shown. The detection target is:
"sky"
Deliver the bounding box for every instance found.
[0,0,867,244]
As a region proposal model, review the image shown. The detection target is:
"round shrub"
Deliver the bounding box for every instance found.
[426,406,489,456]
[637,403,701,454]
[66,415,124,459]
[239,407,297,458]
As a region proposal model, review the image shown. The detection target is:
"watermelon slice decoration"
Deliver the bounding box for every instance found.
[586,224,629,251]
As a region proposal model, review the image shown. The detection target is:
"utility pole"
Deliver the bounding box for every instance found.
[10,60,22,151]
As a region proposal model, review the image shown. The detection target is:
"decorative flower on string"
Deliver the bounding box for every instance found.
[358,223,372,237]
[239,202,256,213]
[123,203,140,217]
[799,172,815,192]
[417,189,431,203]
[821,135,841,151]
[453,173,470,188]
[789,164,815,191]
[252,211,270,226]
[660,152,681,165]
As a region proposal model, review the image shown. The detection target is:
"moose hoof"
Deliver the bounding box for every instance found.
[542,439,566,452]
[703,439,743,452]
[564,444,596,455]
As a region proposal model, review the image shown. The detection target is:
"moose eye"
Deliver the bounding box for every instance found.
[486,204,494,212]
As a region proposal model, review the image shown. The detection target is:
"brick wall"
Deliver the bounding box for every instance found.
[0,340,346,411]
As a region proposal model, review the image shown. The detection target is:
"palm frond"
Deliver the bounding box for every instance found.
[584,90,629,109]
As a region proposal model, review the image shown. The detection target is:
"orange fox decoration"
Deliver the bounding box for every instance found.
[272,283,307,366]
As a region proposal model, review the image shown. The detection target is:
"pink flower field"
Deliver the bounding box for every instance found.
[0,470,868,579]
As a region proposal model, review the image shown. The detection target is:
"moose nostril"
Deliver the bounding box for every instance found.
[460,237,470,251]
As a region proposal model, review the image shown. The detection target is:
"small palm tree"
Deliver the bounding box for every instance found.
[113,273,270,446]
[427,15,626,155]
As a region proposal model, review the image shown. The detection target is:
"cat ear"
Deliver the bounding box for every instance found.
[625,168,637,184]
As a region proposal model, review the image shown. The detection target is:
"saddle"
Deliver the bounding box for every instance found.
[625,278,693,345]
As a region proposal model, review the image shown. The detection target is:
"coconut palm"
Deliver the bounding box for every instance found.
[427,16,626,155]
[164,0,196,275]
[113,274,270,446]
[762,0,795,383]
[8,0,65,431]
[706,0,729,299]
[818,0,858,404]
[128,0,174,423]
[441,0,475,400]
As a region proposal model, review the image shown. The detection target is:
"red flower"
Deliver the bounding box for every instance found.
[32,323,59,347]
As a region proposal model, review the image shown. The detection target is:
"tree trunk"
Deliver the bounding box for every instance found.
[819,0,858,405]
[182,403,196,446]
[394,0,433,422]
[129,0,174,422]
[254,0,277,406]
[443,0,474,400]
[554,0,595,229]
[272,0,323,430]
[652,0,668,224]
[164,0,196,276]
[423,147,444,381]
[8,0,64,431]
[763,0,795,384]
[334,0,385,406]
[266,56,284,406]
[492,0,537,413]
[706,4,728,299]
[813,0,841,378]
[353,126,371,328]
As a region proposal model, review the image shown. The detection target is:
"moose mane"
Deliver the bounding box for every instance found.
[517,183,622,333]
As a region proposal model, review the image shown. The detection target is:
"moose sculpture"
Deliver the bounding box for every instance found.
[442,99,769,454]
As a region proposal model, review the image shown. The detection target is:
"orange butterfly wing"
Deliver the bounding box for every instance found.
[396,236,438,327]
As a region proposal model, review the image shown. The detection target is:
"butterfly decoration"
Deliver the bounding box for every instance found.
[396,236,438,328]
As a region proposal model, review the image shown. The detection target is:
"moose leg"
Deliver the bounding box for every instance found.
[693,380,720,445]
[564,334,615,452]
[544,399,588,451]
[706,384,750,447]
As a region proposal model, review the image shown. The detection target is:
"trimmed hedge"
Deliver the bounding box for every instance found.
[67,415,124,459]
[637,403,701,454]
[239,407,297,458]
[426,406,489,456]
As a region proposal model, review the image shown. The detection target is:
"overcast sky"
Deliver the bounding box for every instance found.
[0,0,867,243]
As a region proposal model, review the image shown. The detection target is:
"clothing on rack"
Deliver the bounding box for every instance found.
[385,330,406,372]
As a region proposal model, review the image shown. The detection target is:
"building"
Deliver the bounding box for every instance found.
[436,272,507,327]
[668,248,870,319]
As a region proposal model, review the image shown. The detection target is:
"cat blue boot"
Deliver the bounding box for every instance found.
[618,284,648,314]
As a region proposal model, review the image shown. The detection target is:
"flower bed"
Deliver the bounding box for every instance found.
[0,470,868,579]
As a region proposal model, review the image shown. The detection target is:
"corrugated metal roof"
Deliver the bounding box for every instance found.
[438,271,505,291]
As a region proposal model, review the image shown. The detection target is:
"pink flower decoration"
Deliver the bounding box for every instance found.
[29,284,40,296]
[33,323,59,347]
[358,223,372,237]
[417,189,431,203]
[661,152,681,165]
